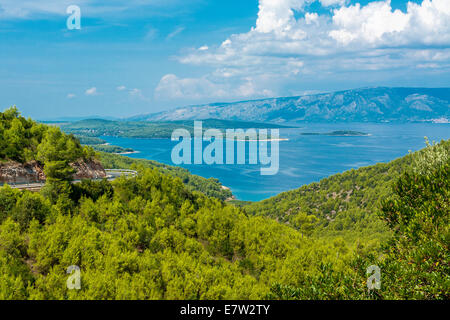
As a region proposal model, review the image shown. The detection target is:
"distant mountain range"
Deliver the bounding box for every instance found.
[131,87,450,123]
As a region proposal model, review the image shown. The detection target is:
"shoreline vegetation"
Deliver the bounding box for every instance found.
[227,138,289,142]
[115,150,140,155]
[57,118,296,140]
[300,130,370,136]
[62,121,374,145]
[70,136,138,155]
[90,144,137,155]
[65,120,296,156]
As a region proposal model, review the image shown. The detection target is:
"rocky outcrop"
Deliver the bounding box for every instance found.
[0,161,45,184]
[0,159,106,184]
[71,159,106,180]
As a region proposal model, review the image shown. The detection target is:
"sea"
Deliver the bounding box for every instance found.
[102,122,450,202]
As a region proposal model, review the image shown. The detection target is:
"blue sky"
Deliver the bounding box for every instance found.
[0,0,449,119]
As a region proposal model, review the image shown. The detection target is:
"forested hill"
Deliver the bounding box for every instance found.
[0,107,232,201]
[58,118,293,139]
[0,107,94,165]
[0,107,100,185]
[99,152,232,201]
[244,139,450,244]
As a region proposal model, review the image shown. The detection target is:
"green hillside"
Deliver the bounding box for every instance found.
[99,153,232,201]
[0,107,448,300]
[0,107,96,182]
[0,107,231,201]
[244,139,449,246]
[91,145,135,154]
[74,135,106,145]
[59,118,293,139]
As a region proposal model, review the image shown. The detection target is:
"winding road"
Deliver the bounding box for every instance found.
[0,169,137,191]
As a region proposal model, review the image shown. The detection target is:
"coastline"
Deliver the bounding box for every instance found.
[114,151,140,155]
[225,138,289,142]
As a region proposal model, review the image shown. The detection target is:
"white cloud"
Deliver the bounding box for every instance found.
[0,0,199,19]
[67,93,76,99]
[198,45,209,51]
[130,88,151,101]
[255,0,306,39]
[329,0,450,46]
[166,26,185,40]
[145,28,159,40]
[0,0,81,18]
[155,73,274,101]
[172,0,450,101]
[319,0,347,6]
[305,12,318,25]
[129,88,142,96]
[116,85,148,100]
[221,39,232,47]
[155,74,226,100]
[85,87,98,96]
[329,1,410,45]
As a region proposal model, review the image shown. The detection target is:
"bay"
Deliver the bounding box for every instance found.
[102,123,450,202]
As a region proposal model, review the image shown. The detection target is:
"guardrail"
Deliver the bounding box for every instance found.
[0,181,44,186]
[105,169,138,177]
[0,169,138,190]
[105,169,138,173]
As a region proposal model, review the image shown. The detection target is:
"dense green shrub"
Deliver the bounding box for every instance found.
[0,107,447,300]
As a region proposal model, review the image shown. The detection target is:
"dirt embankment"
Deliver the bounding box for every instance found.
[71,159,107,180]
[0,159,106,184]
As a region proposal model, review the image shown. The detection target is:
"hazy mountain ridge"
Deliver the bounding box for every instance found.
[136,87,450,123]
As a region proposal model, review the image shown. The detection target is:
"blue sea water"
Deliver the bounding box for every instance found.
[102,123,450,202]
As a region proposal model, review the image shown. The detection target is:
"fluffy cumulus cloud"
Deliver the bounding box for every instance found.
[329,0,450,45]
[155,74,275,100]
[255,0,305,36]
[158,0,450,102]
